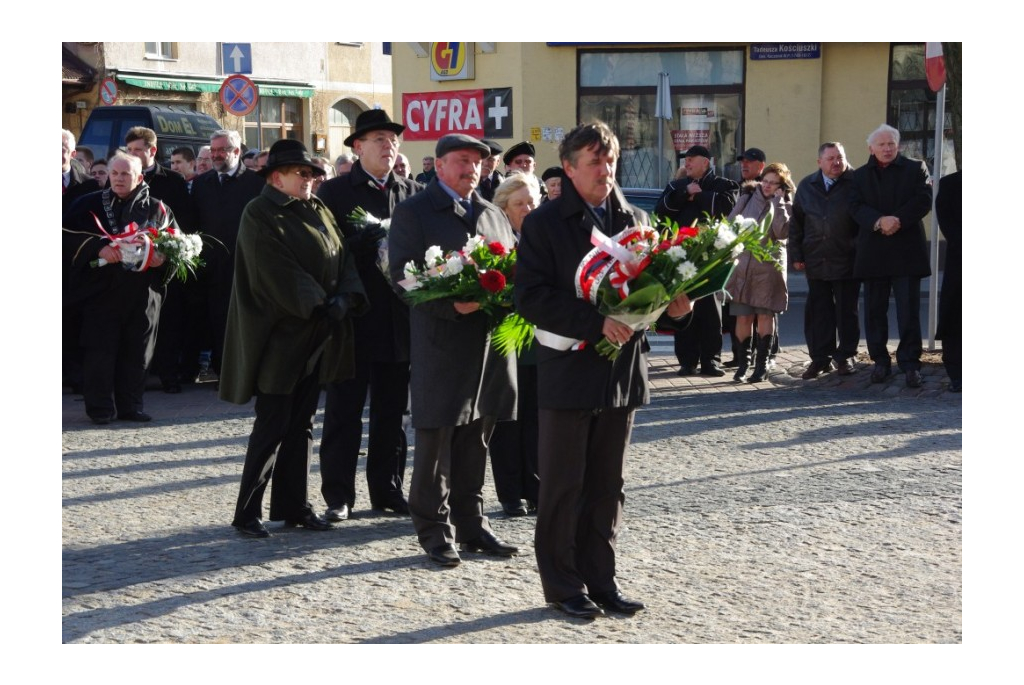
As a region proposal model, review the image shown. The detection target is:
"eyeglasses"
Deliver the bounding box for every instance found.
[210,147,234,154]
[292,169,317,179]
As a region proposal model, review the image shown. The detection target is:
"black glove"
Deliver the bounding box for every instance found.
[325,295,350,322]
[347,224,387,255]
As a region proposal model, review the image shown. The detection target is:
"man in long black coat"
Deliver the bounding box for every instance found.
[316,110,423,520]
[935,170,961,391]
[850,124,932,388]
[190,129,265,376]
[388,134,519,568]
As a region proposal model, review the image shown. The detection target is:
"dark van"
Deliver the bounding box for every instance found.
[78,105,222,164]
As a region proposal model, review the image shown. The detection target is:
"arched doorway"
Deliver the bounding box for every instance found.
[329,98,365,162]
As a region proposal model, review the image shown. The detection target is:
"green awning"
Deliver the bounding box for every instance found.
[118,75,314,98]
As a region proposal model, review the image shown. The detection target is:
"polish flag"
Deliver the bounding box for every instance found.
[926,42,947,92]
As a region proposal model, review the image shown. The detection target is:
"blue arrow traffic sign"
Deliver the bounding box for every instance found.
[222,43,252,74]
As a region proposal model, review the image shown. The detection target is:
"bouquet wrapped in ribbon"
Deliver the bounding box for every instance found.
[399,235,533,354]
[534,210,780,360]
[87,203,204,284]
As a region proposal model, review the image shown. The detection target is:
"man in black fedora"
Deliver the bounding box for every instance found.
[316,109,424,521]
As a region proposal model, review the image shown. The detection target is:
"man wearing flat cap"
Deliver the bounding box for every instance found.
[388,133,519,568]
[737,147,767,182]
[222,139,368,538]
[316,109,424,522]
[477,139,504,202]
[655,145,739,377]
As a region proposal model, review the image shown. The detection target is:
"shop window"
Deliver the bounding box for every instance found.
[579,49,745,189]
[244,96,304,151]
[888,44,955,177]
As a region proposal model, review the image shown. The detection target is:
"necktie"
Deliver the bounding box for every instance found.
[459,199,473,220]
[824,177,833,192]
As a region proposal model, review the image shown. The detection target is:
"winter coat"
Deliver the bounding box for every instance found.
[725,182,790,313]
[789,169,859,280]
[387,180,518,429]
[850,153,932,279]
[515,179,653,410]
[219,185,367,404]
[654,168,739,227]
[316,161,423,363]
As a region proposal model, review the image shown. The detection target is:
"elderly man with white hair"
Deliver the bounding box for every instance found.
[850,123,932,389]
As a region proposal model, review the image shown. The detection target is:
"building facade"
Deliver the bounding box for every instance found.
[62,42,393,160]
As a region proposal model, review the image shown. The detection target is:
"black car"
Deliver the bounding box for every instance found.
[621,187,662,215]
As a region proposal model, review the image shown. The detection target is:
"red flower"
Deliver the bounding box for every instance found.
[479,270,507,293]
[680,226,699,238]
[487,242,507,256]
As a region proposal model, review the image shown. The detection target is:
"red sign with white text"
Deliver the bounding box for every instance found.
[402,88,513,141]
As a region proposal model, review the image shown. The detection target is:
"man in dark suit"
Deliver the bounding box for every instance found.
[790,142,861,379]
[850,124,932,388]
[189,129,265,377]
[516,122,692,619]
[655,145,739,377]
[124,127,197,394]
[63,129,99,211]
[388,134,519,568]
[316,109,423,521]
[477,139,504,202]
[935,171,961,392]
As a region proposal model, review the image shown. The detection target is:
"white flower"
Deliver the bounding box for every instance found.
[424,245,444,265]
[667,245,686,261]
[403,261,418,279]
[714,226,737,249]
[444,254,464,275]
[731,243,746,258]
[676,261,698,280]
[732,215,758,231]
[462,234,484,255]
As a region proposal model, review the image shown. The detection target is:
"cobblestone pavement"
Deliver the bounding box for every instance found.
[62,345,961,645]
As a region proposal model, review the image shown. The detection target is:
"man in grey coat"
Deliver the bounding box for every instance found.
[388,134,519,568]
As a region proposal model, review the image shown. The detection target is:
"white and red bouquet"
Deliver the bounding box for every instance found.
[88,204,204,283]
[534,210,779,359]
[399,234,532,353]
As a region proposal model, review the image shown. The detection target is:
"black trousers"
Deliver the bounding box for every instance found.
[232,367,321,526]
[804,278,861,363]
[488,364,540,505]
[320,360,410,509]
[408,417,496,551]
[80,288,160,419]
[535,406,633,603]
[151,278,186,383]
[863,276,922,371]
[673,295,722,368]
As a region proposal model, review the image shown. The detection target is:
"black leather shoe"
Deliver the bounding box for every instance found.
[117,411,152,423]
[525,499,537,514]
[325,504,350,522]
[502,500,528,517]
[836,358,856,376]
[905,369,923,388]
[427,543,461,567]
[802,359,832,379]
[700,364,726,377]
[677,365,697,377]
[870,364,892,383]
[234,520,270,538]
[90,413,114,425]
[371,497,410,515]
[553,594,604,619]
[591,589,646,615]
[460,531,519,557]
[284,512,333,531]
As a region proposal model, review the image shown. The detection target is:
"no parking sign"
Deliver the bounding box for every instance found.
[219,74,258,117]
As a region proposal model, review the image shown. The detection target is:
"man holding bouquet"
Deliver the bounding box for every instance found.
[388,134,519,568]
[63,152,173,424]
[516,122,692,619]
